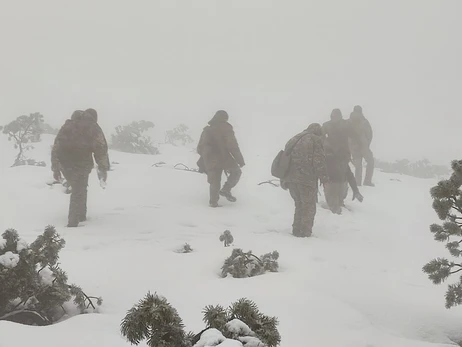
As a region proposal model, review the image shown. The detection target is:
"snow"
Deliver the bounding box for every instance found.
[16,239,28,252]
[238,336,265,347]
[225,319,254,336]
[194,328,226,346]
[39,267,55,286]
[0,134,462,346]
[0,251,20,269]
[194,329,245,347]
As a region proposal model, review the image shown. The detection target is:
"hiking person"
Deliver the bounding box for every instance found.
[349,105,374,186]
[322,109,363,214]
[51,109,110,227]
[281,123,328,237]
[197,110,245,208]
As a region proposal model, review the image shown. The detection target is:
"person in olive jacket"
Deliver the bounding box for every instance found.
[197,110,245,208]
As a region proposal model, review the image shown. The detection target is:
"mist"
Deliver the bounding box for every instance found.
[1,0,461,164]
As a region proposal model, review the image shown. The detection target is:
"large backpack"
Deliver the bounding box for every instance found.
[271,133,309,179]
[55,118,97,164]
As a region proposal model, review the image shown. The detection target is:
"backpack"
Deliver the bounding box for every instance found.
[271,133,310,179]
[55,118,97,162]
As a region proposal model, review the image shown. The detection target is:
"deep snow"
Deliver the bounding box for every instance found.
[1,134,462,347]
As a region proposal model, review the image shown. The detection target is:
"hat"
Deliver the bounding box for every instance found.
[85,108,98,122]
[209,110,229,125]
[71,110,84,121]
[330,108,343,120]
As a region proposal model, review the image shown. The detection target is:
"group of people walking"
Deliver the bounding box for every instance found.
[196,106,374,238]
[51,106,374,236]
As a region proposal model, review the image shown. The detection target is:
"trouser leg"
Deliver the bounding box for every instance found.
[79,173,89,221]
[324,182,342,214]
[290,184,316,237]
[62,168,89,227]
[222,167,242,192]
[288,184,302,236]
[352,153,363,186]
[363,148,375,185]
[207,169,223,205]
[298,185,316,236]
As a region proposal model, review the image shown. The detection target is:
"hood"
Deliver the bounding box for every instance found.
[85,108,98,122]
[208,110,229,125]
[71,110,85,121]
[330,108,343,121]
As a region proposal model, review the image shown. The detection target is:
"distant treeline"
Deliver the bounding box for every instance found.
[375,159,449,179]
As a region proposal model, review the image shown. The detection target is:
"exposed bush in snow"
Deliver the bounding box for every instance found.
[121,293,280,347]
[165,124,194,146]
[220,230,234,247]
[376,158,449,179]
[0,226,102,326]
[2,113,45,167]
[221,249,279,278]
[110,120,159,155]
[202,298,281,346]
[13,158,46,167]
[121,292,193,347]
[423,160,462,308]
[177,243,193,253]
[41,122,59,135]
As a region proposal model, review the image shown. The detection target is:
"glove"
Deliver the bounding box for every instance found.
[98,169,108,182]
[53,170,62,182]
[353,191,364,203]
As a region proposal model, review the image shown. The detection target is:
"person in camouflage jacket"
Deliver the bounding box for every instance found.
[51,109,110,227]
[282,123,328,237]
[197,110,245,207]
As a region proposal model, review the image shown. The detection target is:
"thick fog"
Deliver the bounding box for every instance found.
[1,0,461,164]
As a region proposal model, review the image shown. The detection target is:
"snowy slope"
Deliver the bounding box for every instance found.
[1,135,462,347]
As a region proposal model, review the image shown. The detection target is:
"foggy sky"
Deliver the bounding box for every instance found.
[1,0,461,164]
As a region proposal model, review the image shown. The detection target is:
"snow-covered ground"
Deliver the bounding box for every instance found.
[1,134,462,347]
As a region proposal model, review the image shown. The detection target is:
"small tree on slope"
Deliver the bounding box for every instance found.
[222,249,279,278]
[423,160,462,308]
[165,124,194,146]
[0,226,102,325]
[111,120,159,155]
[2,113,44,166]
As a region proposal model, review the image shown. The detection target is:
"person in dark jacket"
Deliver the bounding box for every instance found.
[51,109,110,227]
[349,105,374,186]
[323,109,363,214]
[281,123,328,237]
[197,110,245,208]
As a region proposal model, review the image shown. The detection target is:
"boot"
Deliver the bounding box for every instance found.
[363,181,375,187]
[210,202,223,208]
[220,189,237,202]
